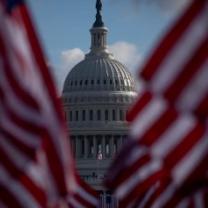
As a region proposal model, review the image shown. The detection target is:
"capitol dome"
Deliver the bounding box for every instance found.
[62,0,137,199]
[63,53,136,92]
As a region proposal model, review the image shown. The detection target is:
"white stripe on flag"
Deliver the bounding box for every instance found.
[173,134,208,184]
[76,186,98,206]
[130,96,167,139]
[151,6,208,93]
[0,166,40,208]
[115,159,162,200]
[152,114,196,157]
[177,61,208,112]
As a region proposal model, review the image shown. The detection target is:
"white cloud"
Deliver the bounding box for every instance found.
[52,48,85,94]
[109,41,142,76]
[53,41,142,93]
[61,48,85,69]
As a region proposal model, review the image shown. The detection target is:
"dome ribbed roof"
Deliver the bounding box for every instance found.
[63,56,136,92]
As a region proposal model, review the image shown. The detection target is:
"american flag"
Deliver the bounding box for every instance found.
[105,0,208,207]
[0,0,98,207]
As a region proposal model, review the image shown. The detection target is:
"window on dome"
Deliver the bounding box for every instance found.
[89,110,93,121]
[91,80,94,85]
[80,80,82,86]
[75,81,77,86]
[69,111,72,121]
[97,34,100,40]
[85,80,88,85]
[103,80,106,85]
[70,81,73,86]
[82,110,86,121]
[97,80,100,84]
[110,79,113,85]
[112,110,116,121]
[97,110,101,120]
[76,111,79,121]
[115,80,118,85]
[105,110,108,121]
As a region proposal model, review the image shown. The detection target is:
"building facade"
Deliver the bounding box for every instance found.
[62,0,137,206]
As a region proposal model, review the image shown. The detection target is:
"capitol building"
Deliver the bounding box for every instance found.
[62,0,137,206]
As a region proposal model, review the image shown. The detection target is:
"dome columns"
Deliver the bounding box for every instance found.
[90,27,108,53]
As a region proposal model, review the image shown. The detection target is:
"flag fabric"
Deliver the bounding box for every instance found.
[105,0,208,207]
[0,0,98,207]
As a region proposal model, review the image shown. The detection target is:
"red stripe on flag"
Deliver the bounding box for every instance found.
[140,108,178,146]
[127,91,152,122]
[0,145,47,207]
[0,36,40,111]
[164,123,205,169]
[195,94,208,121]
[140,0,206,81]
[118,169,168,208]
[164,37,208,103]
[0,185,23,208]
[0,128,36,160]
[18,5,64,122]
[107,152,151,190]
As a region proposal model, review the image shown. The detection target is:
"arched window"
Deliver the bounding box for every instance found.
[80,80,82,86]
[89,110,93,121]
[85,80,88,85]
[91,80,94,85]
[69,111,72,121]
[105,110,108,121]
[97,110,101,120]
[112,110,116,121]
[93,34,96,45]
[76,111,79,121]
[82,110,86,121]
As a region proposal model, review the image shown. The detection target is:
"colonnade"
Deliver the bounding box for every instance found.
[71,135,126,159]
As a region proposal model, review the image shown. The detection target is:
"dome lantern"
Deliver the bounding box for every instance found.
[88,0,110,57]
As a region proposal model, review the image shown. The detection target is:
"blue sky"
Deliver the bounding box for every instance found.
[27,0,189,92]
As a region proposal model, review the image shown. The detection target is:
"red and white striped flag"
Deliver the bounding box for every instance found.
[0,0,98,207]
[105,0,208,207]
